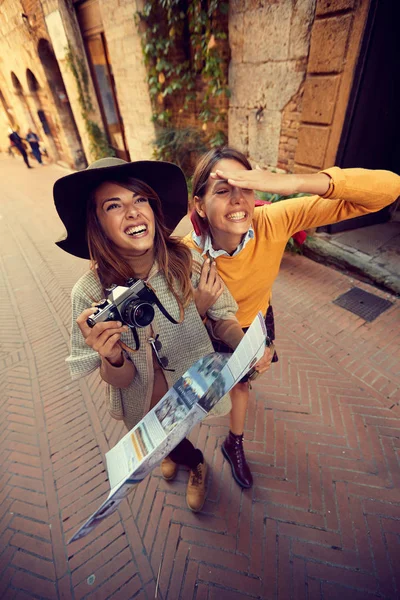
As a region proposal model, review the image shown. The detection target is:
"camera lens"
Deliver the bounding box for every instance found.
[123,301,154,328]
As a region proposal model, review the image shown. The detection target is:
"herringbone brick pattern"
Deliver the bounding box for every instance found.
[0,158,399,599]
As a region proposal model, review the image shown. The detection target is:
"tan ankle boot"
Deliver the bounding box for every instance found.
[161,457,178,481]
[186,461,207,512]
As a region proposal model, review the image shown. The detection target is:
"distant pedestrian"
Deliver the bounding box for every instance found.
[26,129,43,164]
[8,130,32,169]
[8,139,15,158]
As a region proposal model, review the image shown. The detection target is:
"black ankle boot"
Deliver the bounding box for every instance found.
[222,431,253,489]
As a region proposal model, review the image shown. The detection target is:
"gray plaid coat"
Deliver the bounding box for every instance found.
[67,250,237,430]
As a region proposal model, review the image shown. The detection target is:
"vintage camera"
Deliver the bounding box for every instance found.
[87,278,160,329]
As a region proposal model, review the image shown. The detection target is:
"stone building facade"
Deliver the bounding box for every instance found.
[0,0,155,168]
[228,0,372,174]
[0,0,389,183]
[0,0,88,168]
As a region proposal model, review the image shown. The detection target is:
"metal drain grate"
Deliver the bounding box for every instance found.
[333,287,393,322]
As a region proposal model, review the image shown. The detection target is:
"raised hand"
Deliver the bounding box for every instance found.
[210,167,330,197]
[193,258,224,317]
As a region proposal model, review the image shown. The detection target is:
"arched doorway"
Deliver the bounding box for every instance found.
[25,68,59,162]
[11,71,35,130]
[0,88,15,129]
[26,69,40,95]
[37,39,86,168]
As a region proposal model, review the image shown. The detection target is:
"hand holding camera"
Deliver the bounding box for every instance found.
[76,307,129,365]
[85,278,183,352]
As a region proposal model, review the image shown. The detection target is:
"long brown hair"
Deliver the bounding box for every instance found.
[86,177,193,307]
[191,147,252,239]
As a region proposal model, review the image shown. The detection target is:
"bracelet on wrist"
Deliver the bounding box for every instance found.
[323,176,335,198]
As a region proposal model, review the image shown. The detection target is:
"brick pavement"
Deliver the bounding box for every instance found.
[0,157,399,599]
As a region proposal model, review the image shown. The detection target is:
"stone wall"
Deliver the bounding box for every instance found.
[0,0,371,173]
[229,0,316,170]
[277,80,306,172]
[0,0,87,168]
[97,0,155,160]
[229,0,370,173]
[0,2,49,153]
[42,0,106,166]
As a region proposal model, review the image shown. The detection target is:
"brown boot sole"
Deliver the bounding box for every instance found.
[186,495,206,513]
[161,460,178,481]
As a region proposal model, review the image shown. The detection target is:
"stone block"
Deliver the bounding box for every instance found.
[295,124,330,168]
[301,75,340,124]
[246,0,282,9]
[289,0,316,59]
[287,137,298,149]
[230,0,246,14]
[293,163,319,173]
[228,108,249,154]
[230,61,305,110]
[316,0,354,15]
[243,1,292,62]
[248,108,281,166]
[308,14,352,73]
[42,0,59,14]
[229,9,244,63]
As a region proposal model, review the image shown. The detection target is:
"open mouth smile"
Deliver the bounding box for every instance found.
[225,211,248,222]
[124,224,148,237]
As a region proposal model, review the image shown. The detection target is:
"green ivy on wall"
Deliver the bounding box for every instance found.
[136,0,229,160]
[65,45,115,161]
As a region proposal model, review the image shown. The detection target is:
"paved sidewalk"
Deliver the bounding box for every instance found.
[0,158,399,599]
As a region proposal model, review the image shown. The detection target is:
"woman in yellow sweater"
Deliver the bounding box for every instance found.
[184,147,400,489]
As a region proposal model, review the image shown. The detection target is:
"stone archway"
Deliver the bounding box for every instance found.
[26,69,40,94]
[37,38,86,168]
[25,67,59,162]
[0,88,15,129]
[10,71,35,130]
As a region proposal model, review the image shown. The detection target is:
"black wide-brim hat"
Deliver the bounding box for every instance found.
[54,157,188,259]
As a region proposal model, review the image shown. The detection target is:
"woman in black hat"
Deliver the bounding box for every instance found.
[54,157,259,512]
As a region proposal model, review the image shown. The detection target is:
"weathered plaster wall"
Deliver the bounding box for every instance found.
[98,0,155,160]
[0,0,87,167]
[228,0,370,173]
[228,0,316,170]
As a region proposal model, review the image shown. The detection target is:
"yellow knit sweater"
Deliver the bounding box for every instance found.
[183,167,400,327]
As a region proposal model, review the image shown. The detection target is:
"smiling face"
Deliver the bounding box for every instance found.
[195,158,255,250]
[94,181,156,256]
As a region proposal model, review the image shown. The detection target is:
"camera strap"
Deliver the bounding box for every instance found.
[117,284,184,354]
[119,326,140,353]
[146,283,184,324]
